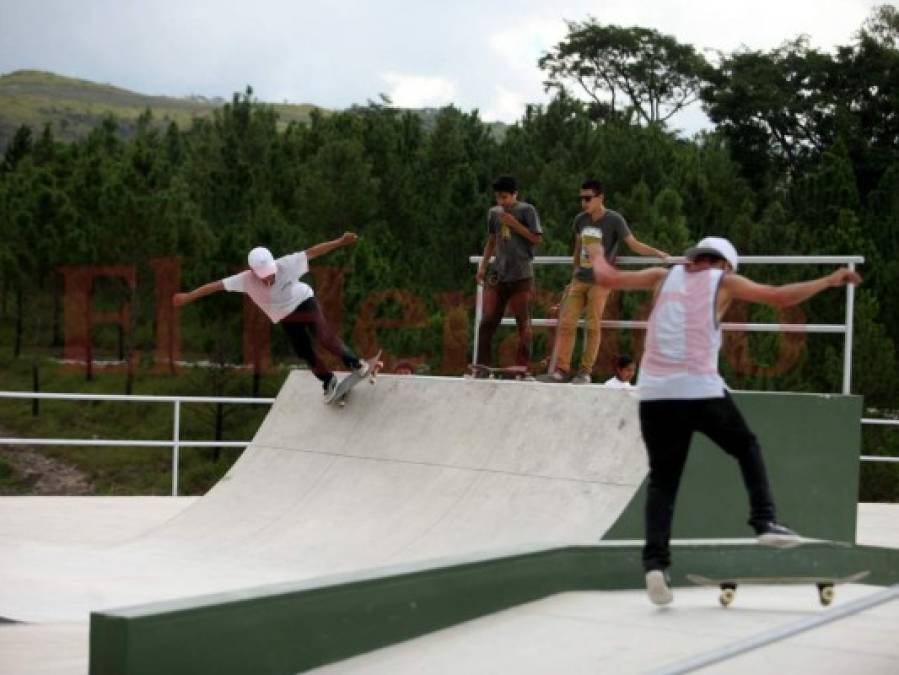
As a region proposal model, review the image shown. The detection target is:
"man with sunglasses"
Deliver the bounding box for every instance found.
[474,176,543,372]
[548,180,668,384]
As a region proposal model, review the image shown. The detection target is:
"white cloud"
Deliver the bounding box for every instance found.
[488,16,568,68]
[0,0,880,128]
[483,86,529,124]
[381,72,457,108]
[464,16,571,122]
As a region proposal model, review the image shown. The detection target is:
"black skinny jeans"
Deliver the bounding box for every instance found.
[638,392,777,571]
[280,298,360,387]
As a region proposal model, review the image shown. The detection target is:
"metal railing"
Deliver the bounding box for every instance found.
[0,391,274,496]
[1,252,895,493]
[470,254,863,394]
[860,418,899,463]
[0,397,894,495]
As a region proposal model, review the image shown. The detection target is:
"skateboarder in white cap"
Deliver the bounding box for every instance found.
[173,233,369,401]
[591,236,862,605]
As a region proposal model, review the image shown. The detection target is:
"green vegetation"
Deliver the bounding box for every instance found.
[0,70,323,149]
[0,354,288,495]
[0,6,897,498]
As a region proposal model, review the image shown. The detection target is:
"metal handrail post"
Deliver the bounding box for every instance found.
[172,400,181,497]
[473,283,483,366]
[843,262,856,394]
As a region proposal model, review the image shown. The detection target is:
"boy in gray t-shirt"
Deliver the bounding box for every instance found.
[549,180,668,384]
[475,176,543,369]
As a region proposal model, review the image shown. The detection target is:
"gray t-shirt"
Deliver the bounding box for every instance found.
[487,201,542,283]
[572,209,632,282]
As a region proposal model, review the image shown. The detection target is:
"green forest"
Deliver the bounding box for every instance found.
[0,6,897,497]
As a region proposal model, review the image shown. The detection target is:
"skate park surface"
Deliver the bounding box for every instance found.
[1,374,898,673]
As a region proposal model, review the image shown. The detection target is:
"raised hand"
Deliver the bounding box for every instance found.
[829,268,863,287]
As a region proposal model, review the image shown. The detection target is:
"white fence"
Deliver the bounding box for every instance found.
[1,252,896,495]
[470,254,862,394]
[0,391,274,496]
[0,399,895,496]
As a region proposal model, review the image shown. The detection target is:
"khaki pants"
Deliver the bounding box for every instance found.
[554,279,609,374]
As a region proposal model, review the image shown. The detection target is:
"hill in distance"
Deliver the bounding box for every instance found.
[0,70,323,149]
[0,70,507,150]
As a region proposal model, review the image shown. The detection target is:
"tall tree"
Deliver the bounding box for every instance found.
[701,37,834,186]
[539,20,709,126]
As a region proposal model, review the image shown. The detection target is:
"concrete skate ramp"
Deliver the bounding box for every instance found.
[0,375,647,622]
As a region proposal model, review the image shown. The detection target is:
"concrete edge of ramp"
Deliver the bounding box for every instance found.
[89,542,899,675]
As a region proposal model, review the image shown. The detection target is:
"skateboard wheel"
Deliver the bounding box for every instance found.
[819,585,834,606]
[719,588,735,607]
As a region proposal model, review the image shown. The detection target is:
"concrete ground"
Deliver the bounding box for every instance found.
[0,377,894,673]
[1,376,651,624]
[313,584,899,675]
[0,500,896,675]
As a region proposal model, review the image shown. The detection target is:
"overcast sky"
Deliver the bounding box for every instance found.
[1,0,883,134]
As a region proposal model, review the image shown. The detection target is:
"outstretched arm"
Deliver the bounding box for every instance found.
[591,245,668,289]
[721,268,862,308]
[172,280,224,307]
[624,234,669,260]
[306,232,358,261]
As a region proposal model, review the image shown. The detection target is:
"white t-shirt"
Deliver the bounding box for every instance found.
[603,376,634,389]
[222,251,313,323]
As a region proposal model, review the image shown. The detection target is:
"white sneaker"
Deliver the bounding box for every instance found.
[756,522,802,548]
[645,570,673,606]
[353,360,371,378]
[323,377,339,403]
[571,369,592,384]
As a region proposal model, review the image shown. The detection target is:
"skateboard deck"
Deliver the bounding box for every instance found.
[468,364,533,380]
[328,351,382,406]
[534,372,571,383]
[686,570,870,607]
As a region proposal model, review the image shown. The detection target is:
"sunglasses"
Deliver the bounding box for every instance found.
[579,194,597,202]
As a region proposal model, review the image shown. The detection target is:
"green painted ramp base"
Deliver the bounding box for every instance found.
[604,392,863,542]
[90,541,899,675]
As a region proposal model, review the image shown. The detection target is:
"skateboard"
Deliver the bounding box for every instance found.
[534,372,572,383]
[468,364,533,380]
[686,570,870,607]
[328,351,383,407]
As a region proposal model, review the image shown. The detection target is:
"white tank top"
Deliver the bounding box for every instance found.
[638,265,728,401]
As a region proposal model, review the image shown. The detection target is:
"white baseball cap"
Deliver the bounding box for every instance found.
[248,246,277,278]
[684,236,739,271]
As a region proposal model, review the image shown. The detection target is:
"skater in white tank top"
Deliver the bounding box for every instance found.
[591,237,862,606]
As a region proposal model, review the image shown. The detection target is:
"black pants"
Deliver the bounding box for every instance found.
[639,392,776,571]
[476,277,534,367]
[280,298,360,388]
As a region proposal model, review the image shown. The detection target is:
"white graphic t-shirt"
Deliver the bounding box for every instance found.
[222,251,314,323]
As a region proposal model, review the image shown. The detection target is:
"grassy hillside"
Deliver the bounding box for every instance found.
[0,70,323,148]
